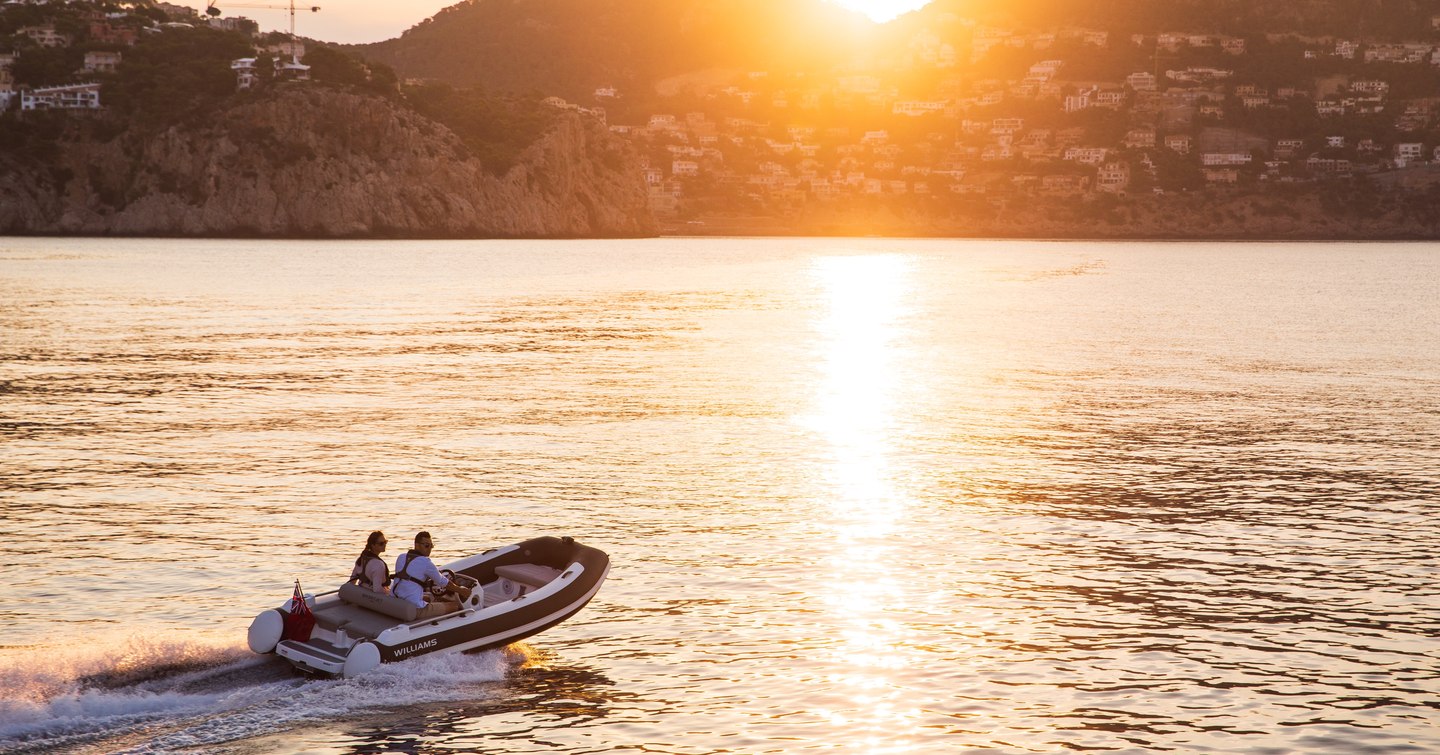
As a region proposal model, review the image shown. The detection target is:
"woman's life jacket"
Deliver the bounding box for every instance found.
[350,550,392,588]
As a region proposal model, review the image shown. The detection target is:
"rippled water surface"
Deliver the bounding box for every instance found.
[1,238,1437,754]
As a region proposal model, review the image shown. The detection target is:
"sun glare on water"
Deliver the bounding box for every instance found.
[805,254,925,747]
[828,0,932,22]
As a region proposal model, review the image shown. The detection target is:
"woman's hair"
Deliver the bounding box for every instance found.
[352,531,392,586]
[356,530,386,567]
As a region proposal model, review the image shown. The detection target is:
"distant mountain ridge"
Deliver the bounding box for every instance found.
[926,0,1436,38]
[358,0,1440,95]
[355,0,878,97]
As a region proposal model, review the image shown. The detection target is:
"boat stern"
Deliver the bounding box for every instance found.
[276,638,381,677]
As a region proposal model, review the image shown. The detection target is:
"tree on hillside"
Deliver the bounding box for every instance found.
[104,27,254,127]
[9,45,83,86]
[403,83,560,174]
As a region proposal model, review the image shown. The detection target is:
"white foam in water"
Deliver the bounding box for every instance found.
[0,633,514,753]
[0,634,244,739]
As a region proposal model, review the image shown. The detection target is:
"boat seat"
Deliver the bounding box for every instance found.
[338,583,419,621]
[495,564,562,588]
[492,564,563,600]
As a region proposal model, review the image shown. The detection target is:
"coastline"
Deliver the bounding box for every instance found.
[10,183,1436,242]
[8,187,1440,243]
[4,230,1438,242]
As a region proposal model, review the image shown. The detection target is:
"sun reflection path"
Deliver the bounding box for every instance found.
[810,255,908,510]
[804,255,923,752]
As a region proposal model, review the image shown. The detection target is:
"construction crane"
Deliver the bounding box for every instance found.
[205,0,320,39]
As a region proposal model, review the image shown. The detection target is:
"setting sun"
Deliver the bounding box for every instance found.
[829,0,932,22]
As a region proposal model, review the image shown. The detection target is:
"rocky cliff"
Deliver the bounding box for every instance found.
[0,87,657,238]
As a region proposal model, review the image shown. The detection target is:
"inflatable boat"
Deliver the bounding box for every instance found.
[246,536,609,677]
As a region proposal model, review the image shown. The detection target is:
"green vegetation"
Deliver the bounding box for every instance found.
[403,83,559,174]
[358,0,872,100]
[0,0,545,172]
[0,111,64,159]
[304,45,398,94]
[105,28,253,127]
[8,44,83,85]
[939,0,1440,39]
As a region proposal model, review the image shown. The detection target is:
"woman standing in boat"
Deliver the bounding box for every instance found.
[350,530,391,593]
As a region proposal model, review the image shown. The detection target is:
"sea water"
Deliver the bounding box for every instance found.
[1,238,1437,754]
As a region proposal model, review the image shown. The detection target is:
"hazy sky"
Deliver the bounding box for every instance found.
[175,0,452,44]
[836,0,931,22]
[181,0,933,45]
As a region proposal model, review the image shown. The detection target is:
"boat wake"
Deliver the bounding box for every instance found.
[0,632,514,754]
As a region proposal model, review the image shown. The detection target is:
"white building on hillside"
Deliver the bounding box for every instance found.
[83,51,122,73]
[265,39,305,61]
[277,58,309,81]
[0,52,14,112]
[1395,142,1425,167]
[1064,87,1095,112]
[232,57,258,89]
[1126,71,1157,91]
[1202,152,1252,166]
[21,82,101,110]
[1097,161,1131,193]
[892,100,947,116]
[19,25,69,47]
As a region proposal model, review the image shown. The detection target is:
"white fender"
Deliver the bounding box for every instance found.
[342,641,382,678]
[247,609,285,654]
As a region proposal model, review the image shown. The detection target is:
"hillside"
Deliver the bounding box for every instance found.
[926,0,1439,38]
[0,85,654,237]
[0,2,654,237]
[356,0,878,98]
[10,0,1440,239]
[360,0,1440,96]
[350,0,1440,239]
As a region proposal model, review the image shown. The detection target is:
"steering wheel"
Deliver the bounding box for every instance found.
[435,569,462,595]
[423,570,452,599]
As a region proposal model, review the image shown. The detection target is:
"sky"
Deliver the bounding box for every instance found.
[176,0,452,44]
[834,0,931,23]
[180,0,934,45]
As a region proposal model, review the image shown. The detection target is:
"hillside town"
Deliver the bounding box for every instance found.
[7,0,1440,232]
[0,0,306,115]
[558,16,1440,222]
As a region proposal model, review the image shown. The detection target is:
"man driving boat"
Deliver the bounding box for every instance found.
[393,531,472,619]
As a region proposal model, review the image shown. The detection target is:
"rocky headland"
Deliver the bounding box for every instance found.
[0,86,656,238]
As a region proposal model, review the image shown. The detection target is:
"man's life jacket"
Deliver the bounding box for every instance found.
[393,550,434,592]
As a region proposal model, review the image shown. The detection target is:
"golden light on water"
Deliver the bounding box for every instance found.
[8,240,1437,752]
[807,255,921,751]
[810,254,909,504]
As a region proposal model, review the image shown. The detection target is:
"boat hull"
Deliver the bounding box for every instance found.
[259,536,608,677]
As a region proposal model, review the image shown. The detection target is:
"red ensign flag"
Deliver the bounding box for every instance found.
[283,579,315,642]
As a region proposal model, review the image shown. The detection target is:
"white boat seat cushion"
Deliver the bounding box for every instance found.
[338,583,420,622]
[495,564,562,588]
